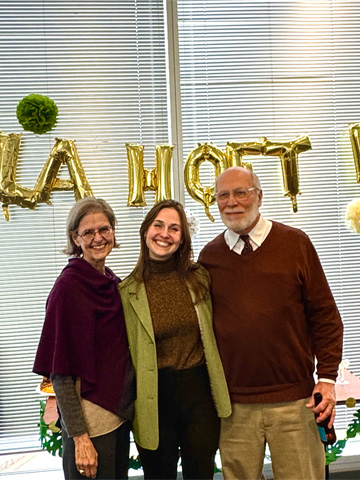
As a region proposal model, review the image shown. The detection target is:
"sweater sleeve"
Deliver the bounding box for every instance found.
[51,374,88,438]
[301,238,343,382]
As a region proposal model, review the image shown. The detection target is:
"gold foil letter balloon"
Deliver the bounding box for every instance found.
[31,138,93,205]
[226,139,267,168]
[154,144,173,202]
[264,135,312,213]
[0,133,93,220]
[349,123,360,182]
[126,143,173,206]
[0,130,35,220]
[0,131,22,192]
[184,143,227,221]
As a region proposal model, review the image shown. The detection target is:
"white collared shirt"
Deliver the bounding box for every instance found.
[224,215,272,254]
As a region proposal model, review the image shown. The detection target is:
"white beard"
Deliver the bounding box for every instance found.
[220,206,259,234]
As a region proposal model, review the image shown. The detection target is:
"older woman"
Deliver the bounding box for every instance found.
[119,199,231,480]
[33,197,135,480]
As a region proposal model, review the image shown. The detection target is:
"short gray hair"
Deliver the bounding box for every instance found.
[63,197,119,256]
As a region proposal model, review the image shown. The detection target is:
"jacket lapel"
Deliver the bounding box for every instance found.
[127,280,155,342]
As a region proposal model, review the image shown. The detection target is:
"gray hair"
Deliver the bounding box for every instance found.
[63,197,119,256]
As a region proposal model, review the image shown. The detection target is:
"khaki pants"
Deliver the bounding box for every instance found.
[220,398,325,480]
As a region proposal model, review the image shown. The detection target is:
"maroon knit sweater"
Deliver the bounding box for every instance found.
[199,221,343,404]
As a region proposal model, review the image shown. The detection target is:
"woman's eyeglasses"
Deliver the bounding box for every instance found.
[77,226,113,243]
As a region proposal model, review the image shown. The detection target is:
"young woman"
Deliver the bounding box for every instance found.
[33,198,135,479]
[119,199,231,480]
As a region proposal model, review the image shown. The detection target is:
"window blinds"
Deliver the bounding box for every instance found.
[0,0,168,452]
[1,0,360,454]
[177,0,360,429]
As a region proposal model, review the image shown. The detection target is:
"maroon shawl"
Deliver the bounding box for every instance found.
[33,258,130,414]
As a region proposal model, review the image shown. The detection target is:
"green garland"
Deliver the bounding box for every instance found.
[129,454,142,470]
[38,399,142,468]
[16,93,58,134]
[39,400,359,468]
[325,408,360,465]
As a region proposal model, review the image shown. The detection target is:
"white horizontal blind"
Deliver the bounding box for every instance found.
[177,0,360,429]
[0,0,168,452]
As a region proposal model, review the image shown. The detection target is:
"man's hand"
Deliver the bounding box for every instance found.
[73,432,98,478]
[306,382,336,428]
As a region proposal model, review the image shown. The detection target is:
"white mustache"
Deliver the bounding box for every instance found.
[223,210,244,214]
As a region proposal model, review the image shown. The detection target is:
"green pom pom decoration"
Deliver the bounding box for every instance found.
[16,93,58,135]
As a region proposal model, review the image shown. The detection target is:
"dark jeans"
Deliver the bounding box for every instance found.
[137,364,220,479]
[62,420,131,479]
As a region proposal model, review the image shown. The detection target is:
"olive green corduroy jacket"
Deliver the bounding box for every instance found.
[119,268,231,450]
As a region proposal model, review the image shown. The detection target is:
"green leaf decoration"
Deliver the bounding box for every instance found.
[38,400,63,457]
[37,400,360,469]
[129,454,142,470]
[16,94,58,134]
[325,408,360,465]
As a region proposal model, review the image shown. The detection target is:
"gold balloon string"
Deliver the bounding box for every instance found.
[204,205,215,223]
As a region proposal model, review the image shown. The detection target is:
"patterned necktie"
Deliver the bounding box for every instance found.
[240,234,253,255]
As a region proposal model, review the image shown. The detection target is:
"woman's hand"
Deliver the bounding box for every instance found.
[73,432,98,478]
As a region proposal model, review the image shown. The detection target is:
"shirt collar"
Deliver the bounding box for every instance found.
[225,215,272,250]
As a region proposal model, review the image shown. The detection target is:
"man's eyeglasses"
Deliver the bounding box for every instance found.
[77,226,114,243]
[216,187,258,203]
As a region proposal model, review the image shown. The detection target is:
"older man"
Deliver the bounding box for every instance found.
[198,167,343,480]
